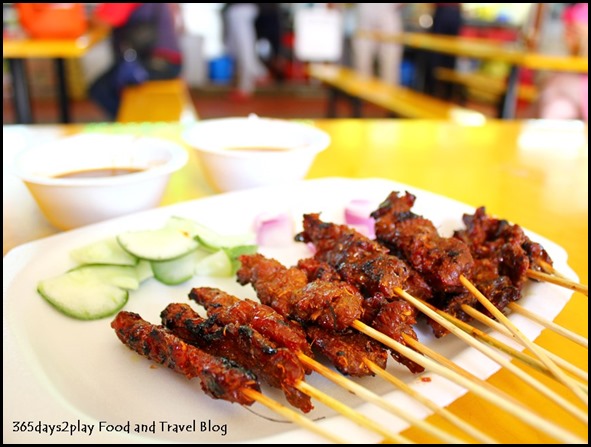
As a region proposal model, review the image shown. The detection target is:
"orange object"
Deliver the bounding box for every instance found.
[15,3,87,39]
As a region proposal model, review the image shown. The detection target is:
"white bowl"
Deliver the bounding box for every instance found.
[13,133,188,230]
[182,115,331,192]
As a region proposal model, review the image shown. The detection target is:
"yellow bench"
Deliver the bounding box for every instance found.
[434,67,538,103]
[308,63,483,120]
[116,78,198,123]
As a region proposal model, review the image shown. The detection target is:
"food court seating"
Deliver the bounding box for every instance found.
[116,78,198,123]
[434,67,538,104]
[308,63,483,120]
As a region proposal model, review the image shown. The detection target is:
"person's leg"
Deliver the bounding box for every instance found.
[226,4,267,95]
[378,42,403,85]
[377,10,403,85]
[352,35,377,78]
[88,65,120,120]
[428,6,463,98]
[352,5,378,79]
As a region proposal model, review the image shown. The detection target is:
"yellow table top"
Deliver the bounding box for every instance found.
[359,31,589,73]
[3,120,588,443]
[3,24,109,58]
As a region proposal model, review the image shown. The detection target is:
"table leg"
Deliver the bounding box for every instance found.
[413,49,429,93]
[326,87,338,118]
[7,58,33,124]
[499,65,520,119]
[54,58,71,123]
[349,95,362,118]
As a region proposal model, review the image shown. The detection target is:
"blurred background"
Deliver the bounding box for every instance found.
[2,3,583,123]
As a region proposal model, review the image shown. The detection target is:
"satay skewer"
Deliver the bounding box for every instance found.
[460,275,588,407]
[508,302,588,348]
[241,389,349,444]
[297,352,467,444]
[462,304,588,384]
[351,320,585,444]
[527,269,588,296]
[185,289,417,442]
[393,286,588,423]
[363,359,499,444]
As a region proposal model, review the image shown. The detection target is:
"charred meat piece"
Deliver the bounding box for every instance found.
[296,257,342,282]
[237,253,363,331]
[160,303,313,413]
[189,287,314,358]
[111,311,259,406]
[357,293,425,373]
[237,253,309,318]
[371,191,474,294]
[295,213,410,298]
[367,299,424,373]
[454,206,553,289]
[294,214,423,373]
[427,257,521,337]
[306,325,388,377]
[237,253,391,376]
[427,291,478,338]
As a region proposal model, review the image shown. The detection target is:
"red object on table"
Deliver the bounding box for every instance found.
[15,3,88,39]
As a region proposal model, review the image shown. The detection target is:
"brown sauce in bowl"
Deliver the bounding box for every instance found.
[54,168,144,179]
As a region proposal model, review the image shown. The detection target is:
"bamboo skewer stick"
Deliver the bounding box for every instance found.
[462,304,588,384]
[363,358,499,444]
[421,295,587,393]
[351,320,585,444]
[460,275,588,407]
[508,302,588,348]
[527,269,588,296]
[295,381,412,443]
[297,353,466,444]
[241,388,349,444]
[394,286,588,423]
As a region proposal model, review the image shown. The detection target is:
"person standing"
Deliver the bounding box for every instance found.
[423,3,463,99]
[222,3,269,101]
[352,3,405,86]
[88,3,183,119]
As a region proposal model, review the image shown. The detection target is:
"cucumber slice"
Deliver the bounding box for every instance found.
[117,228,199,261]
[194,250,233,277]
[38,271,128,320]
[70,237,138,266]
[151,250,208,285]
[67,264,141,290]
[166,216,254,252]
[136,260,154,283]
[223,244,258,274]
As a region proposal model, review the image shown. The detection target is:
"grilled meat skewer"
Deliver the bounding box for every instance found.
[237,253,423,375]
[237,253,363,332]
[371,191,475,294]
[453,206,554,290]
[160,302,313,413]
[189,287,314,359]
[295,213,411,298]
[111,311,259,406]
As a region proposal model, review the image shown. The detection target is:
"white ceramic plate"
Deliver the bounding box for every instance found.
[3,178,576,444]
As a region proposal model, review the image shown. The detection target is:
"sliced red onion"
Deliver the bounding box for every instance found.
[253,211,296,247]
[344,199,376,239]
